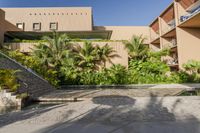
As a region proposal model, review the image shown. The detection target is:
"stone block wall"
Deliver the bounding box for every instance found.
[0,52,55,98]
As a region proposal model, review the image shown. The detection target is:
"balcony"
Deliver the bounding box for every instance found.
[160,3,176,35]
[150,18,160,43]
[179,10,200,27]
[150,32,160,44]
[162,19,176,35]
[180,6,200,22]
[162,38,177,53]
[177,0,200,26]
[167,58,179,67]
[176,0,199,9]
[162,28,176,38]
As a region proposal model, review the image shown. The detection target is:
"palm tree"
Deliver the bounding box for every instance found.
[32,32,72,70]
[73,41,98,71]
[32,43,50,67]
[97,44,120,69]
[124,35,148,60]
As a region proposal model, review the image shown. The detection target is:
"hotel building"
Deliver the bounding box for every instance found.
[150,0,200,70]
[0,0,200,69]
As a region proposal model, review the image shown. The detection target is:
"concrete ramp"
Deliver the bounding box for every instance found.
[0,52,55,98]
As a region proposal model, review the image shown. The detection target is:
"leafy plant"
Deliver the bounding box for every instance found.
[181,60,200,83]
[124,35,148,60]
[106,64,128,84]
[4,33,200,86]
[0,69,20,92]
[183,60,200,74]
[96,44,120,69]
[148,48,170,61]
[128,59,170,84]
[73,41,99,71]
[32,32,72,71]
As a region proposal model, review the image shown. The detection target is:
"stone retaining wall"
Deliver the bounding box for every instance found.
[0,90,21,107]
[0,52,55,98]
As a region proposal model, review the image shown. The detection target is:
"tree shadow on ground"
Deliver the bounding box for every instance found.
[0,103,74,128]
[37,94,200,133]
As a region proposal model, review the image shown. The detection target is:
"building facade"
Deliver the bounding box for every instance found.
[150,0,200,70]
[0,0,200,69]
[0,7,150,68]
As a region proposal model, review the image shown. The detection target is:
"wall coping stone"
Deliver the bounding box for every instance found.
[60,83,200,91]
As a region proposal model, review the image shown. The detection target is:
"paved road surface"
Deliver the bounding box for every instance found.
[0,96,200,133]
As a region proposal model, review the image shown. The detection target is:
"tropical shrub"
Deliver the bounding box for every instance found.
[73,41,99,71]
[124,35,149,60]
[148,48,170,61]
[128,59,170,84]
[4,33,200,86]
[183,60,200,74]
[167,71,196,83]
[78,65,128,85]
[6,50,60,86]
[96,44,119,69]
[32,32,73,71]
[106,65,129,84]
[182,60,200,82]
[0,69,20,92]
[60,58,80,85]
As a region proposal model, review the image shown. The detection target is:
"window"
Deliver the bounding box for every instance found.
[50,22,58,30]
[33,23,41,31]
[16,23,24,30]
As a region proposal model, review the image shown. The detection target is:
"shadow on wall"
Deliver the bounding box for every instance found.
[93,26,106,31]
[181,27,200,40]
[4,20,22,32]
[37,94,200,133]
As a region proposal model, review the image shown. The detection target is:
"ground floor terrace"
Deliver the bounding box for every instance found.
[0,94,200,133]
[0,83,200,133]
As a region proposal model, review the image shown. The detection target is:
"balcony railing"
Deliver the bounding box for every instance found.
[167,58,179,66]
[162,19,176,34]
[162,39,177,49]
[150,30,160,42]
[171,39,177,47]
[180,5,200,22]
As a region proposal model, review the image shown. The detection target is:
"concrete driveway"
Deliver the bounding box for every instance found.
[0,96,200,133]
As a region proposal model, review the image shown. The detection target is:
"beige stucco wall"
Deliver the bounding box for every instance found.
[176,27,200,68]
[2,7,93,32]
[89,42,128,68]
[94,26,150,43]
[7,41,128,67]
